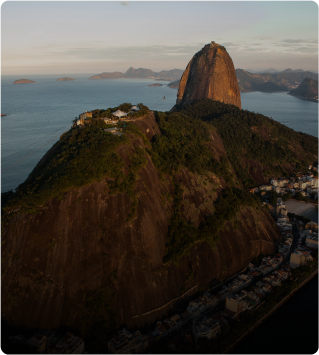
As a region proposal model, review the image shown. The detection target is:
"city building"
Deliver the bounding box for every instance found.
[290,251,306,269]
[192,317,221,341]
[27,334,46,353]
[225,294,245,315]
[108,328,147,354]
[51,334,84,354]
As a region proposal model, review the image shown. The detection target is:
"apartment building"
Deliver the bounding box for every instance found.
[108,328,147,354]
[225,294,245,316]
[306,235,318,249]
[290,251,306,269]
[52,334,84,354]
[192,317,221,341]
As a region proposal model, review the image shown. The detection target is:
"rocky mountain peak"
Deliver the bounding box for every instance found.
[174,41,241,109]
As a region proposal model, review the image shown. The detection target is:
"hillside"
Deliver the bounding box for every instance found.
[288,77,318,102]
[2,100,317,350]
[236,69,318,92]
[89,68,183,81]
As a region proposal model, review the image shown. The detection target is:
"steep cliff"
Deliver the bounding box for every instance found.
[2,101,317,347]
[175,42,241,109]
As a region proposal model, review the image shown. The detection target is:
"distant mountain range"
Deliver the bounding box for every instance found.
[236,69,318,92]
[244,68,318,74]
[89,67,318,97]
[288,78,318,103]
[89,67,184,81]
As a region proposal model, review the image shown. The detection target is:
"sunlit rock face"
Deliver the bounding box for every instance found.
[175,41,241,109]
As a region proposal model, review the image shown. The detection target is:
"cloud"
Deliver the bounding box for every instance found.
[280,39,317,44]
[40,43,204,62]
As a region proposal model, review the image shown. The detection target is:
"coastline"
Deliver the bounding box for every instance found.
[286,199,318,215]
[287,92,318,103]
[225,268,318,354]
[285,199,318,223]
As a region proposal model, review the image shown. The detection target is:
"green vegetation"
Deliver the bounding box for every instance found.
[118,121,150,147]
[287,212,311,224]
[179,99,317,188]
[4,120,128,213]
[150,111,232,183]
[163,184,260,263]
[267,190,279,205]
[295,191,311,203]
[282,191,292,201]
[107,145,148,222]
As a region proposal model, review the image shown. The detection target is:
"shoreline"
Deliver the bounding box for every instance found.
[285,199,318,223]
[287,92,318,103]
[224,268,318,354]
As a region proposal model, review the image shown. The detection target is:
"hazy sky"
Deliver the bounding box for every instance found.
[1,1,318,75]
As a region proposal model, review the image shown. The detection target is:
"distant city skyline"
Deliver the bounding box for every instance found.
[1,1,318,75]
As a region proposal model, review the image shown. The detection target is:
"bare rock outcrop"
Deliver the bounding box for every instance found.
[175,41,241,109]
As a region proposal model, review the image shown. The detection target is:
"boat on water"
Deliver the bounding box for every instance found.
[163,96,166,100]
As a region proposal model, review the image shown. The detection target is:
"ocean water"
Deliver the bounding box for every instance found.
[1,76,318,193]
[241,91,318,137]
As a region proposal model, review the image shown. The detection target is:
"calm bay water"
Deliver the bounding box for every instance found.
[1,76,318,193]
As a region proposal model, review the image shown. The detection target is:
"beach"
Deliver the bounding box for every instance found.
[285,199,318,223]
[285,199,317,214]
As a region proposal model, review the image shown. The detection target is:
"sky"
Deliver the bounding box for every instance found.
[1,1,318,75]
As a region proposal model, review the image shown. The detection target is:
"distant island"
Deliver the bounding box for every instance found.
[89,67,183,82]
[57,77,75,81]
[236,68,318,92]
[13,79,36,84]
[288,77,318,103]
[1,114,7,116]
[148,83,163,87]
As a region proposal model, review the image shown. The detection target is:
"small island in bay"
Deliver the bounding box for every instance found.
[13,79,36,84]
[288,77,318,103]
[56,77,75,81]
[148,83,163,87]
